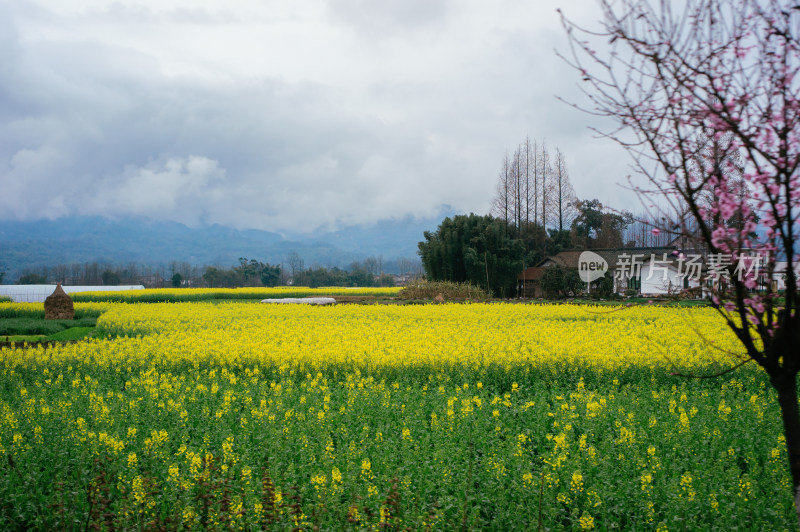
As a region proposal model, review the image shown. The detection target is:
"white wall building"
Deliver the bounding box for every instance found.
[639,255,703,296]
[770,262,800,292]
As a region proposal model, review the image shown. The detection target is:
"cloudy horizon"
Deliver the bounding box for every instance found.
[0,0,639,235]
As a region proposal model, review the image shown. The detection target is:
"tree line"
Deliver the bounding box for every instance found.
[419,136,689,297]
[492,137,579,235]
[10,254,422,288]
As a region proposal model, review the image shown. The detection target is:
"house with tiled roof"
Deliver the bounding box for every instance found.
[518,247,708,298]
[522,246,797,298]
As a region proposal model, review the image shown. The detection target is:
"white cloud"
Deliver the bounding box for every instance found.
[0,0,638,234]
[326,0,449,40]
[85,156,228,223]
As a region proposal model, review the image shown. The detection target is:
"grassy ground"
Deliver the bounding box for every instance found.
[0,316,97,344]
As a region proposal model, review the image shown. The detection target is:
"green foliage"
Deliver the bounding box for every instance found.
[547,228,573,255]
[171,272,183,288]
[236,257,263,286]
[516,223,549,264]
[345,266,374,287]
[101,269,121,286]
[571,199,633,249]
[418,214,525,297]
[202,266,236,288]
[541,266,563,298]
[300,265,392,288]
[593,270,617,299]
[46,326,95,341]
[0,359,791,529]
[303,266,348,287]
[0,318,65,336]
[202,258,283,288]
[397,280,490,300]
[259,263,281,287]
[17,272,47,284]
[540,266,583,298]
[377,274,395,287]
[0,306,103,319]
[2,335,48,343]
[0,317,97,336]
[565,268,583,295]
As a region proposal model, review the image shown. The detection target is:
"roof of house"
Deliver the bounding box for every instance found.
[517,267,546,281]
[537,247,677,269]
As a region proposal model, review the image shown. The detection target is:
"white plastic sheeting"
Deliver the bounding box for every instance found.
[0,285,145,303]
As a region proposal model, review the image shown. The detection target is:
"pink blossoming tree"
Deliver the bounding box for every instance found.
[560,0,800,516]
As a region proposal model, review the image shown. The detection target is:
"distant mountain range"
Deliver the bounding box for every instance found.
[0,210,454,281]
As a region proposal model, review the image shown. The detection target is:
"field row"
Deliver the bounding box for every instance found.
[69,286,402,303]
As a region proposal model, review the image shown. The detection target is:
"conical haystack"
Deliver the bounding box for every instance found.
[44,283,74,320]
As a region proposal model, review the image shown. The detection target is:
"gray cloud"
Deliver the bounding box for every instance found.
[0,0,637,235]
[327,0,449,39]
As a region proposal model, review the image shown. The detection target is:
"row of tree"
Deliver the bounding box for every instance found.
[203,257,398,288]
[11,255,422,288]
[417,200,633,299]
[418,132,714,297]
[418,214,525,298]
[419,134,677,298]
[491,135,707,249]
[200,258,282,288]
[14,262,186,287]
[491,138,579,235]
[421,133,708,296]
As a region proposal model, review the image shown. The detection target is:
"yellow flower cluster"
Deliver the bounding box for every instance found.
[0,300,788,529]
[0,301,112,318]
[3,302,745,374]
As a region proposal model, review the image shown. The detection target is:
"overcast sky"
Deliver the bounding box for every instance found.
[0,0,638,235]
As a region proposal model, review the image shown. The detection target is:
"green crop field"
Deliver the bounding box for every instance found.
[0,299,794,530]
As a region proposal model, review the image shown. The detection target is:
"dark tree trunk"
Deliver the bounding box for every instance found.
[771,372,800,526]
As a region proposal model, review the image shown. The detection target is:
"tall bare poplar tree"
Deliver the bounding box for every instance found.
[523,136,534,230]
[553,148,578,232]
[531,137,540,227]
[492,138,577,236]
[491,154,512,226]
[539,141,552,231]
[514,146,523,230]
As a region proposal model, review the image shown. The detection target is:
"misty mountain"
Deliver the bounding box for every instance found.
[0,211,452,281]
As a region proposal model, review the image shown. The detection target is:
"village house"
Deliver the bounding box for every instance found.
[520,246,795,299]
[517,266,546,298]
[519,247,702,298]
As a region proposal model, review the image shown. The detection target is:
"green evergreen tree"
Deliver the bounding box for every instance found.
[418,214,525,297]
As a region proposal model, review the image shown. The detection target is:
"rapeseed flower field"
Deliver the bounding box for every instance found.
[70,286,402,303]
[0,300,793,529]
